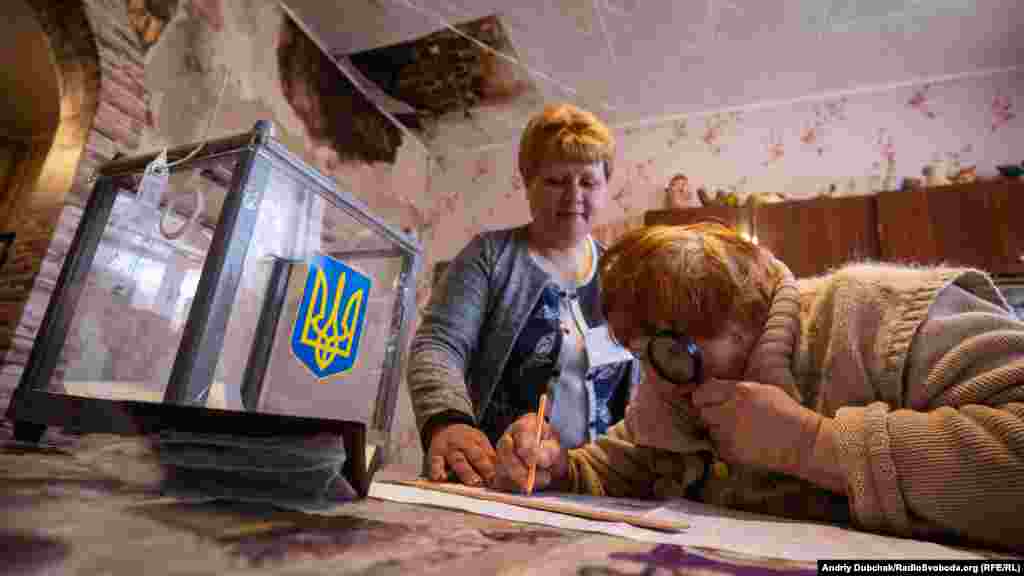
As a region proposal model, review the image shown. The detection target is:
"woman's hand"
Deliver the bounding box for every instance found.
[692,379,846,493]
[428,423,497,486]
[691,379,821,476]
[493,413,569,493]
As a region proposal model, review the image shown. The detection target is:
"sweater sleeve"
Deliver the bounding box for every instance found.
[407,234,493,445]
[832,285,1024,551]
[565,408,710,498]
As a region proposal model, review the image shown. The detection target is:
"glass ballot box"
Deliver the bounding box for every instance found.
[5,121,421,498]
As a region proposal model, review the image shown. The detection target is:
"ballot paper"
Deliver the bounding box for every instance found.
[368,481,983,562]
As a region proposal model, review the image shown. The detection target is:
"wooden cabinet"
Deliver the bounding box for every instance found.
[877,180,1024,275]
[991,182,1024,274]
[643,179,1024,278]
[644,197,877,278]
[755,195,879,279]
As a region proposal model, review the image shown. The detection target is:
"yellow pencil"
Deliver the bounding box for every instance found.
[525,393,547,495]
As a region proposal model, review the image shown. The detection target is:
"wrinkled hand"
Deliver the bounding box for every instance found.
[624,362,704,453]
[692,379,821,475]
[493,414,569,493]
[428,423,497,486]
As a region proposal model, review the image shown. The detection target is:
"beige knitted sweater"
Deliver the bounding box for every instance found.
[563,263,1024,552]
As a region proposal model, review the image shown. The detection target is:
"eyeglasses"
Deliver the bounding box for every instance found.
[628,330,704,386]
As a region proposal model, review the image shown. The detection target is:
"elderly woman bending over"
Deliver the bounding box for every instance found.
[407,103,638,487]
[495,222,1024,553]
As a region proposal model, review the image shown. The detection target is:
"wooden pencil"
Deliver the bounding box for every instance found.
[525,393,547,495]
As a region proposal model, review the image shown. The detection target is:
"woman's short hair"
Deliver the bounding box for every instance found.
[518,103,615,187]
[598,222,780,342]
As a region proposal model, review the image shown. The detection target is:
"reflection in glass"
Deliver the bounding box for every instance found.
[53,165,221,405]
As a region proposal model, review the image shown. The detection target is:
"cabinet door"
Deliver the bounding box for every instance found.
[878,181,1024,274]
[755,195,880,278]
[876,187,941,265]
[988,181,1024,275]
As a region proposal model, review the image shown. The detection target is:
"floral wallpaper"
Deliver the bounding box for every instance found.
[423,68,1023,278]
[701,111,744,157]
[799,98,848,157]
[992,94,1017,132]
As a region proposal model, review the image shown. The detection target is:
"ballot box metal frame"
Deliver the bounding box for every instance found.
[4,121,422,498]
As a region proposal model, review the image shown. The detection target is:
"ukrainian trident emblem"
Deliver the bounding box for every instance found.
[291,253,371,379]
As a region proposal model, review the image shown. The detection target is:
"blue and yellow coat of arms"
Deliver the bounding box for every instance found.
[291,253,372,380]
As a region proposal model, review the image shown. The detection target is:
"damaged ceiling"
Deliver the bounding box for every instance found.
[346,16,536,119]
[282,0,1022,153]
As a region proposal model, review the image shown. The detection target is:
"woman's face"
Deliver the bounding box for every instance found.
[526,160,608,247]
[692,321,757,382]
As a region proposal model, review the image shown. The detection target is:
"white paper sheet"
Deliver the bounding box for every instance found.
[369,481,983,561]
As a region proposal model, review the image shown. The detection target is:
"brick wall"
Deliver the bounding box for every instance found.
[1,0,148,410]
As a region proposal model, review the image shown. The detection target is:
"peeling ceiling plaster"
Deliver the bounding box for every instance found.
[283,0,1022,152]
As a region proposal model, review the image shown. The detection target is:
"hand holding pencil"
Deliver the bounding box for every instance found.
[493,395,570,494]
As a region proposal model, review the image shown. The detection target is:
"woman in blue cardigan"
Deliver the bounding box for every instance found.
[407,103,638,486]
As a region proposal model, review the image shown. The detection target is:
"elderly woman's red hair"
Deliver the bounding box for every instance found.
[598,222,781,343]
